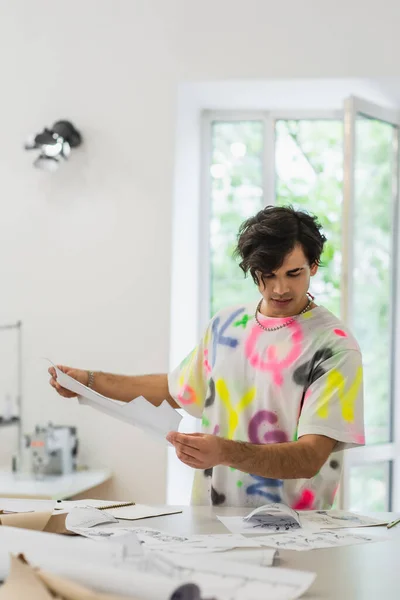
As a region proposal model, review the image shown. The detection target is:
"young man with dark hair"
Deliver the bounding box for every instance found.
[49,206,364,509]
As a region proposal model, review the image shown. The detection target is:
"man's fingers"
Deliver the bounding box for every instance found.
[176,448,196,462]
[168,433,207,469]
[57,365,72,374]
[58,388,75,398]
[172,434,202,450]
[49,378,75,398]
[166,431,177,444]
[176,450,202,469]
[50,378,61,391]
[174,442,201,460]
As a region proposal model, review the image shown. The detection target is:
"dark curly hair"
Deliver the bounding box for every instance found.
[234,205,327,284]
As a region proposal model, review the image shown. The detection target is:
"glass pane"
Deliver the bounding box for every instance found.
[210,121,264,316]
[353,116,395,444]
[349,462,391,512]
[275,120,343,317]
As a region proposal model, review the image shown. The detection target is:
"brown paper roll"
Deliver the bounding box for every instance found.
[0,554,137,600]
[0,511,53,532]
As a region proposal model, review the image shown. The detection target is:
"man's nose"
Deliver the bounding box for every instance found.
[273,279,290,296]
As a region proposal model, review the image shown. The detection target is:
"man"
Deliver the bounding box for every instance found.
[49,206,364,509]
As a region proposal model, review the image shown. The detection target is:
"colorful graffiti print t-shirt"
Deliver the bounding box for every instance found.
[168,303,365,509]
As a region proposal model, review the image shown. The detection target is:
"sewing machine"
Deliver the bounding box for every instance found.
[25,423,78,478]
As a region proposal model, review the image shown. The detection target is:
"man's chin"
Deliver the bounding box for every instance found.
[269,298,294,315]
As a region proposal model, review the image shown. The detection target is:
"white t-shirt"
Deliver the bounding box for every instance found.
[168,303,365,510]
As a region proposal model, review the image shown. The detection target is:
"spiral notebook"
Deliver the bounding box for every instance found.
[55,499,182,521]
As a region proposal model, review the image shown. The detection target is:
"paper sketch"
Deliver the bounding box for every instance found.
[219,504,388,534]
[66,507,118,531]
[131,552,315,600]
[48,360,182,440]
[299,510,389,530]
[243,503,301,531]
[69,525,262,554]
[255,530,388,551]
[218,515,300,535]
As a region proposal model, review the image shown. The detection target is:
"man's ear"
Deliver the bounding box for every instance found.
[310,262,318,276]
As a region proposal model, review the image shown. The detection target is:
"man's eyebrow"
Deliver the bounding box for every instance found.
[286,267,304,274]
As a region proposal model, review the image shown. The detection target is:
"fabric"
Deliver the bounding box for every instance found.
[168,304,364,509]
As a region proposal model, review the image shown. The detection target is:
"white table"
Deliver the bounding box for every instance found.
[132,506,400,599]
[0,503,398,597]
[0,469,111,499]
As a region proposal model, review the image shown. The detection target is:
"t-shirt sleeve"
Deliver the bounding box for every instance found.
[297,349,365,451]
[168,323,212,419]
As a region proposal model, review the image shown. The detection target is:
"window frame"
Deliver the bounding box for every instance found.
[200,106,400,511]
[341,96,400,510]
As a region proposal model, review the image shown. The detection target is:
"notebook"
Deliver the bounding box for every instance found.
[55,500,182,521]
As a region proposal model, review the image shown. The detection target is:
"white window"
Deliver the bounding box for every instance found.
[200,98,400,511]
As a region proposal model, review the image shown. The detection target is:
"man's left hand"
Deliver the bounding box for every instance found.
[166,432,227,469]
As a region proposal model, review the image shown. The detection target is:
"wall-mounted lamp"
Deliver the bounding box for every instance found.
[24,120,82,171]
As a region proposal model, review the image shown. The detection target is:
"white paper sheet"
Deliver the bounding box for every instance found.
[104,531,144,558]
[48,360,182,441]
[255,529,389,551]
[65,507,118,530]
[219,508,389,535]
[141,552,315,600]
[0,526,315,599]
[173,533,261,551]
[122,527,188,545]
[65,526,132,541]
[299,510,389,530]
[69,525,262,553]
[218,515,299,535]
[217,548,278,567]
[131,529,262,550]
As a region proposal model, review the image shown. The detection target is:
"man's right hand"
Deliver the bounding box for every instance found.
[48,365,88,398]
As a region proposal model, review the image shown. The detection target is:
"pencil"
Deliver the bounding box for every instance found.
[386,517,400,529]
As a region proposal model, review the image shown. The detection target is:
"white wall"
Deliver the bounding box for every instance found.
[1,0,400,503]
[0,0,177,502]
